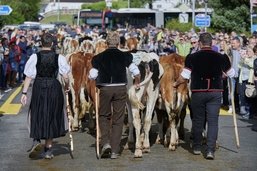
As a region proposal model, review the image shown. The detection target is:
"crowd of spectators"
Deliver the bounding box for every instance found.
[1,23,257,123]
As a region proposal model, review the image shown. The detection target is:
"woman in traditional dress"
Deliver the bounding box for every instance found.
[20,33,70,159]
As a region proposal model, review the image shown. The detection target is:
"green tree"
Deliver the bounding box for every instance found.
[130,0,152,8]
[208,0,250,32]
[166,19,193,32]
[82,0,128,10]
[0,0,40,27]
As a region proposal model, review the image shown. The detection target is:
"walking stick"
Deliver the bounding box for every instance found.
[228,78,240,148]
[65,92,74,159]
[95,87,100,159]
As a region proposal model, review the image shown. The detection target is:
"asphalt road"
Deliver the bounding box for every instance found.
[0,86,257,171]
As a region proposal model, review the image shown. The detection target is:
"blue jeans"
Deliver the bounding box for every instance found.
[238,81,249,108]
[228,77,240,110]
[191,92,222,152]
[18,62,25,83]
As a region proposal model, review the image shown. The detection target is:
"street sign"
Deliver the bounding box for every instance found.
[195,14,211,27]
[179,13,189,23]
[0,5,13,15]
[178,3,190,13]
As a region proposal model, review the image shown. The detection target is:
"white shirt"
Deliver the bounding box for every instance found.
[89,63,140,80]
[24,53,70,79]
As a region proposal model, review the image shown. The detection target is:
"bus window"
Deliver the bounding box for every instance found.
[75,10,103,27]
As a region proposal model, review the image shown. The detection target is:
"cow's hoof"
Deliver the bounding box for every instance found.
[143,147,150,153]
[71,127,79,132]
[124,142,134,150]
[124,143,129,150]
[155,138,163,144]
[164,139,170,147]
[168,144,176,151]
[134,149,143,158]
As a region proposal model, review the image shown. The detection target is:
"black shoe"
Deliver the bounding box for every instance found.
[252,125,257,132]
[28,141,42,159]
[43,148,54,159]
[100,144,111,158]
[110,152,119,159]
[205,151,215,160]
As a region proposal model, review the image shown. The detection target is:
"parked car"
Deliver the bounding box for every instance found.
[1,25,18,32]
[18,22,42,31]
[41,24,56,31]
[50,21,67,28]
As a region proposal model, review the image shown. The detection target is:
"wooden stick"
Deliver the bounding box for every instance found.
[65,92,74,159]
[95,88,100,159]
[228,78,240,148]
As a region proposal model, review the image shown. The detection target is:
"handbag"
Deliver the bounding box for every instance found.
[245,84,257,98]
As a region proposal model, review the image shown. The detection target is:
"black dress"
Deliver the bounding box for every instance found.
[29,50,67,140]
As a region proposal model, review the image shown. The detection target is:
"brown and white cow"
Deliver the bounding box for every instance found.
[68,52,96,131]
[126,51,164,158]
[126,37,138,50]
[62,37,79,56]
[94,39,107,55]
[79,40,94,54]
[155,53,188,151]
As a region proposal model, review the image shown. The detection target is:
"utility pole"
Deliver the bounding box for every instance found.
[204,0,208,32]
[57,0,60,21]
[192,0,195,27]
[128,0,130,8]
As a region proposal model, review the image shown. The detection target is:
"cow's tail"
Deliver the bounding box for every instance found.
[128,87,145,110]
[139,72,153,87]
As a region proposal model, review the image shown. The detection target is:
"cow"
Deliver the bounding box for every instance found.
[79,40,94,54]
[62,37,79,56]
[155,53,188,151]
[126,51,164,158]
[67,52,95,131]
[94,39,107,55]
[126,37,138,50]
[65,36,107,132]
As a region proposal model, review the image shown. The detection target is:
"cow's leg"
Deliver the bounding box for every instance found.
[124,101,134,150]
[176,93,187,140]
[78,87,89,132]
[142,88,159,152]
[71,86,80,131]
[155,109,164,144]
[133,108,143,158]
[169,113,178,151]
[178,105,186,140]
[164,103,171,147]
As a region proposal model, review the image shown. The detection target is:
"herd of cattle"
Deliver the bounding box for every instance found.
[58,34,189,158]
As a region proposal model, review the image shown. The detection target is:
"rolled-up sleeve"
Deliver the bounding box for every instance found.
[58,55,70,75]
[89,68,98,80]
[129,63,140,76]
[181,68,191,79]
[24,54,37,79]
[226,67,235,78]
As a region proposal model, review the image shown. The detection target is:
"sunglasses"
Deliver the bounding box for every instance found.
[191,41,197,44]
